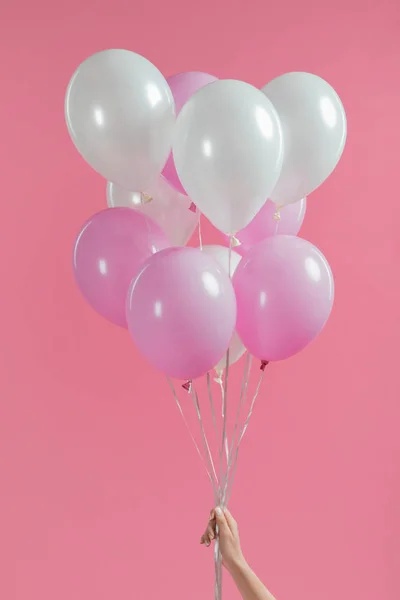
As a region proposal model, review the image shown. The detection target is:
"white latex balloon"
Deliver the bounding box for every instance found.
[262,72,347,206]
[173,80,284,235]
[200,245,246,372]
[65,49,175,191]
[107,177,199,246]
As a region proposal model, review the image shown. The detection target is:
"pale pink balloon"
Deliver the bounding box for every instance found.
[162,72,218,194]
[126,247,236,379]
[234,235,334,361]
[223,198,306,256]
[200,244,246,372]
[73,208,169,327]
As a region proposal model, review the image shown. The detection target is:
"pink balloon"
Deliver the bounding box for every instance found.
[234,236,334,361]
[73,208,169,327]
[126,247,236,379]
[223,198,306,256]
[163,72,218,194]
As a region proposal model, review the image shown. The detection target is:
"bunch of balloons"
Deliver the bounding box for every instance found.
[68,49,346,380]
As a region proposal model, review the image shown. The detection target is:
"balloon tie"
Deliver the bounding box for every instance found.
[182,380,192,393]
[140,192,153,204]
[273,203,282,221]
[231,235,241,247]
[214,371,223,385]
[189,202,197,213]
[260,360,269,371]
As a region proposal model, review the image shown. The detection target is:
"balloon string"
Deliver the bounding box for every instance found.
[167,377,216,494]
[273,203,281,232]
[207,372,223,468]
[207,372,218,443]
[228,234,233,276]
[140,193,152,234]
[224,365,267,505]
[198,215,203,250]
[215,374,229,462]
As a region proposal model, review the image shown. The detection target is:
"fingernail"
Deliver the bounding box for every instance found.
[206,541,210,547]
[216,507,223,516]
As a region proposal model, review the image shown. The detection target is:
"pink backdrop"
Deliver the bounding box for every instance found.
[1,1,399,599]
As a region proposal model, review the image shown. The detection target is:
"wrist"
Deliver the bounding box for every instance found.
[226,554,249,577]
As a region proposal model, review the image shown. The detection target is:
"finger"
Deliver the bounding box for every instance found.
[200,531,209,544]
[201,535,212,546]
[209,509,215,522]
[215,507,230,536]
[201,524,214,545]
[223,508,238,534]
[207,524,215,541]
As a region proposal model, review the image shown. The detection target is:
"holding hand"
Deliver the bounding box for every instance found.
[200,507,245,572]
[200,507,276,600]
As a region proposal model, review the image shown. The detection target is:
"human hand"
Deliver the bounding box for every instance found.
[200,507,246,572]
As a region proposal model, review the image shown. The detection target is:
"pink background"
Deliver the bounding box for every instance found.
[1,1,399,599]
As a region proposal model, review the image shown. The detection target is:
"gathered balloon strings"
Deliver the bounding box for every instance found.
[220,353,253,498]
[167,355,266,600]
[214,537,223,600]
[224,364,267,505]
[167,377,218,498]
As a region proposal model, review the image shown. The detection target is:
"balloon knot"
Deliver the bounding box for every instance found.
[260,360,269,371]
[182,380,192,392]
[272,211,281,221]
[231,235,241,247]
[141,192,153,204]
[189,202,197,213]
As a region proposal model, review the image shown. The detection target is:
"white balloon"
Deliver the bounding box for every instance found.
[107,177,199,246]
[200,245,246,372]
[262,72,347,206]
[201,244,242,277]
[65,49,175,191]
[173,80,283,235]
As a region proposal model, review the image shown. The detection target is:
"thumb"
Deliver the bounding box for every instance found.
[215,507,230,535]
